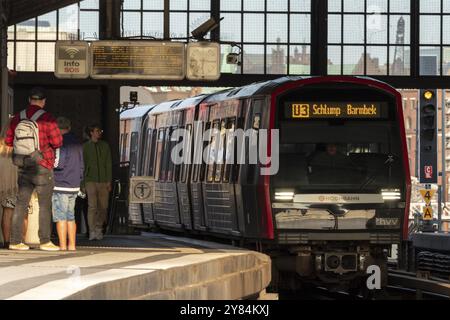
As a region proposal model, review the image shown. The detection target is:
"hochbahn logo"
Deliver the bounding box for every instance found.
[318,195,360,202]
[170,121,280,176]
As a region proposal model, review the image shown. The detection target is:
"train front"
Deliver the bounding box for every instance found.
[270,77,411,288]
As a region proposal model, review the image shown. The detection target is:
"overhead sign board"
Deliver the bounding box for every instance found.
[129,177,155,204]
[90,41,185,80]
[186,42,220,81]
[55,41,89,79]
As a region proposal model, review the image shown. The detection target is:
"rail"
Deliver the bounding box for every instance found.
[388,269,450,299]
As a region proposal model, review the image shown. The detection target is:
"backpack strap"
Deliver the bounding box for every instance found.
[20,110,27,120]
[30,109,46,122]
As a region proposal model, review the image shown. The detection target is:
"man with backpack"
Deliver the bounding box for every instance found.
[5,87,63,251]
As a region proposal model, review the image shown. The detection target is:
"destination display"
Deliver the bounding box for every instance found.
[90,41,185,80]
[285,102,388,119]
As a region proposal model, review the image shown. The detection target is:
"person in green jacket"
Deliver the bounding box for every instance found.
[82,124,112,240]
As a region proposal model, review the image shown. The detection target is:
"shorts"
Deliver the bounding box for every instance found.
[52,193,76,222]
[1,196,17,209]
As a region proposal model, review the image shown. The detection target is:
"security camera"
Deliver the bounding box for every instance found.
[227,53,240,65]
[191,17,224,40]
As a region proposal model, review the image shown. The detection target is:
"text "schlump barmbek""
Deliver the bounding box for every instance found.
[313,103,378,117]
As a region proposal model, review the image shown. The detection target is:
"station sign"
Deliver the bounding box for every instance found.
[90,41,186,80]
[186,42,220,81]
[129,177,155,204]
[55,41,89,79]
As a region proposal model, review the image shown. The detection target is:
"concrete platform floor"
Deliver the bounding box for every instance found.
[0,233,271,300]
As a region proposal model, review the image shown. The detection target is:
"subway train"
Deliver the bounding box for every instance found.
[119,76,411,291]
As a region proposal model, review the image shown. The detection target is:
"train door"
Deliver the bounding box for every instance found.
[202,102,241,236]
[140,116,157,224]
[128,129,144,225]
[153,115,182,227]
[129,131,139,176]
[238,98,266,238]
[177,109,194,230]
[190,108,208,231]
[119,119,130,165]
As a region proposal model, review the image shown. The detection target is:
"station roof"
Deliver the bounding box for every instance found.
[6,0,79,25]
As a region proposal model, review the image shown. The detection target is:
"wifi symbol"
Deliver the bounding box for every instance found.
[65,47,80,59]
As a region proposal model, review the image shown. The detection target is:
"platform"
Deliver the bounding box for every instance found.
[0,233,271,300]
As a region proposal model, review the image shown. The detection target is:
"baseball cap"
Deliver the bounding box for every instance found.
[29,87,46,100]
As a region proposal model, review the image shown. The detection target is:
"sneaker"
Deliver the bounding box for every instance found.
[39,242,60,252]
[9,243,30,251]
[89,232,97,241]
[96,232,104,240]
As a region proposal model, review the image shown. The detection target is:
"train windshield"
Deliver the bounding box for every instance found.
[276,141,403,193]
[275,105,404,193]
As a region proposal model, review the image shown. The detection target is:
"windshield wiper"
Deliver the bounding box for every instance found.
[358,155,395,191]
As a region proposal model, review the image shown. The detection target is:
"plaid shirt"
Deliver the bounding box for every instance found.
[6,105,63,170]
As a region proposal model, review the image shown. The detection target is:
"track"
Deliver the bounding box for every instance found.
[277,270,450,300]
[387,269,450,300]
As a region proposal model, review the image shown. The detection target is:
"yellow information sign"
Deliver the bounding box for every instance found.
[419,189,436,205]
[423,206,433,220]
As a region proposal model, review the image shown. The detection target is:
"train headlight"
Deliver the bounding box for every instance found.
[275,190,294,201]
[381,189,401,201]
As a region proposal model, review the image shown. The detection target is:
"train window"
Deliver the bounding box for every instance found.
[119,133,124,163]
[275,141,403,192]
[123,133,129,162]
[181,124,192,183]
[206,121,220,182]
[223,119,236,183]
[148,129,157,177]
[129,132,139,176]
[214,120,227,182]
[142,129,154,176]
[192,122,206,183]
[167,127,178,182]
[253,113,261,129]
[154,129,165,181]
[161,127,171,182]
[199,122,210,182]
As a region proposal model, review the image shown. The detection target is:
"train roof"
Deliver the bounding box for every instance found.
[149,99,183,115]
[203,76,303,103]
[173,94,208,110]
[120,104,155,120]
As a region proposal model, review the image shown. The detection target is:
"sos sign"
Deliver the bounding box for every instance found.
[55,41,89,79]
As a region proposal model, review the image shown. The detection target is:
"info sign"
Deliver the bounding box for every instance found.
[55,41,90,79]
